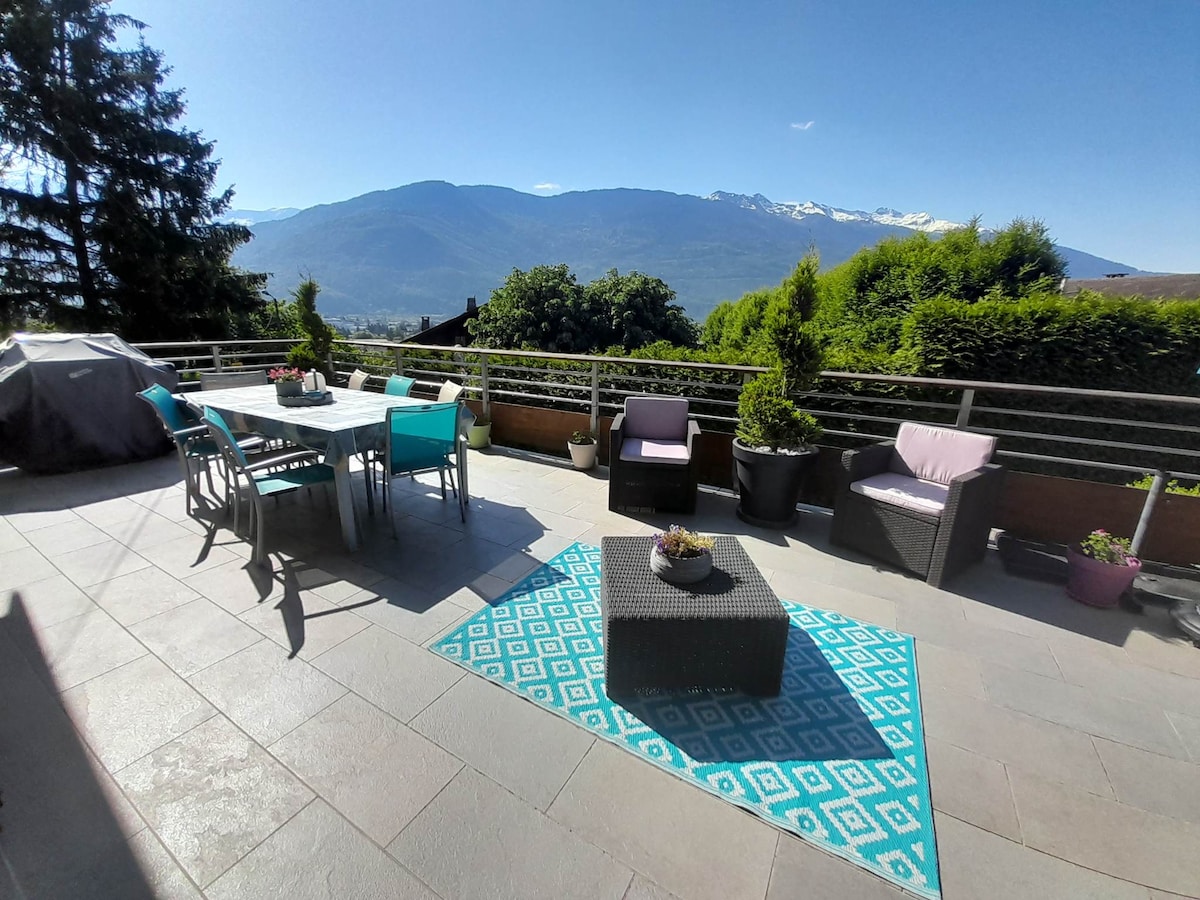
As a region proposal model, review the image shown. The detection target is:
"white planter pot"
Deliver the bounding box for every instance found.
[568,441,597,469]
[467,423,491,449]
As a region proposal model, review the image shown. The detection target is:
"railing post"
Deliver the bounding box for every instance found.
[394,348,403,375]
[479,352,490,419]
[956,388,975,428]
[590,360,600,435]
[211,344,222,372]
[1131,469,1168,556]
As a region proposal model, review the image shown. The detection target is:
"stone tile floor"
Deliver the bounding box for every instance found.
[2,448,1200,900]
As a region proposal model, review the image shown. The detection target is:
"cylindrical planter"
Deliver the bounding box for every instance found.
[650,547,712,584]
[275,381,303,398]
[1066,546,1141,608]
[732,439,820,528]
[467,423,492,449]
[568,441,597,470]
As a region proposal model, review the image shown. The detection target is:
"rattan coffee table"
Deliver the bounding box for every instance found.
[601,535,789,698]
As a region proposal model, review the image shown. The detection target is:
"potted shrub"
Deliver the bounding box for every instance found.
[467,414,492,449]
[1067,529,1141,608]
[269,366,304,398]
[650,525,716,584]
[568,430,597,469]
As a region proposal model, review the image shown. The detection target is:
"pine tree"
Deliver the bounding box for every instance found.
[0,0,266,337]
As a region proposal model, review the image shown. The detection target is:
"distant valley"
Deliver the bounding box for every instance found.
[228,182,1146,321]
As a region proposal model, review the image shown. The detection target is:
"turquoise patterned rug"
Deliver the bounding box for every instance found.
[431,543,940,899]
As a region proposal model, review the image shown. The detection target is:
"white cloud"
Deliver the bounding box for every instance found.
[533,182,561,191]
[790,121,815,131]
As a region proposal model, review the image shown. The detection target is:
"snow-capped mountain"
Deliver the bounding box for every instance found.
[707,191,965,234]
[221,207,301,227]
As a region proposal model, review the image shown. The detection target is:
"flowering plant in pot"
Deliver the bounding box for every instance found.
[567,430,597,469]
[650,525,716,584]
[1066,529,1141,608]
[268,367,304,397]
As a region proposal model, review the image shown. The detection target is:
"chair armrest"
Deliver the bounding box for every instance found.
[685,419,701,461]
[175,424,209,440]
[943,463,1006,524]
[841,442,895,483]
[609,413,627,471]
[243,449,320,472]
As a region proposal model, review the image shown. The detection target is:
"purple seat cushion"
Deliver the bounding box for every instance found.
[851,472,949,516]
[624,396,690,441]
[889,422,996,485]
[619,438,691,466]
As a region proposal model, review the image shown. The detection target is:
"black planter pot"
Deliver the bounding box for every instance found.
[732,439,820,528]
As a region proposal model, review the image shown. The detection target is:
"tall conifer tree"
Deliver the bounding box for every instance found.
[0,0,265,337]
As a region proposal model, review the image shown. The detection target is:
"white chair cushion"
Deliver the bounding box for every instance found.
[624,396,690,441]
[851,472,948,517]
[889,422,996,485]
[619,438,690,466]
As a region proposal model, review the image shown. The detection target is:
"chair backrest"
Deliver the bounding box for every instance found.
[890,422,997,485]
[200,370,268,390]
[347,369,370,391]
[202,407,251,470]
[385,402,459,475]
[437,381,465,403]
[623,396,689,441]
[385,374,416,397]
[137,384,193,438]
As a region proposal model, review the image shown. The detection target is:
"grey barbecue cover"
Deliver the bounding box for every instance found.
[0,333,177,474]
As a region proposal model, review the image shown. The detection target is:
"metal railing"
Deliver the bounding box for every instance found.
[136,337,1200,553]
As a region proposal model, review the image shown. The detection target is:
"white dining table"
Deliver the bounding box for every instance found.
[186,384,457,551]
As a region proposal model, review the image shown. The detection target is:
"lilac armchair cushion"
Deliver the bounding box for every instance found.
[851,472,949,516]
[624,397,690,441]
[888,422,996,485]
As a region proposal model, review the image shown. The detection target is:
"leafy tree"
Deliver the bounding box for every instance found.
[584,269,697,351]
[0,0,265,337]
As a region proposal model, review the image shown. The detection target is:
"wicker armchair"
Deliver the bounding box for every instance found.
[830,422,1005,587]
[608,396,700,514]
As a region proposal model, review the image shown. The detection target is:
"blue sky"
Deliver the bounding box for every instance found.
[113,0,1199,272]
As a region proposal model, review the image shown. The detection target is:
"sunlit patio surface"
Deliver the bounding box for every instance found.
[3,447,1200,900]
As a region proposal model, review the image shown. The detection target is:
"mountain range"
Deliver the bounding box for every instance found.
[228,182,1145,320]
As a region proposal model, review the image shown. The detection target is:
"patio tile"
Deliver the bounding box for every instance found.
[898,601,1062,679]
[1009,768,1200,897]
[1,574,97,631]
[0,517,28,552]
[207,799,437,900]
[1121,627,1200,680]
[935,812,1150,900]
[128,486,193,522]
[548,741,778,900]
[1167,711,1200,763]
[3,506,79,532]
[129,598,261,678]
[920,687,1113,797]
[238,591,371,660]
[346,577,472,645]
[442,571,514,612]
[1052,643,1200,721]
[913,640,986,699]
[925,736,1020,840]
[127,829,205,900]
[86,566,201,626]
[188,640,347,745]
[410,674,595,811]
[20,607,147,691]
[62,654,217,771]
[99,510,199,550]
[768,833,906,899]
[780,578,897,628]
[270,693,462,845]
[49,539,152,587]
[980,662,1188,760]
[623,876,683,900]
[389,767,632,900]
[74,495,148,528]
[181,557,283,615]
[115,715,314,888]
[1092,737,1200,826]
[0,545,58,592]
[311,624,463,723]
[137,534,241,580]
[23,517,113,556]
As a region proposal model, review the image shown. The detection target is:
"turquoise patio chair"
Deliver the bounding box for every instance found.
[383,401,467,535]
[203,407,334,565]
[137,384,268,515]
[385,374,416,396]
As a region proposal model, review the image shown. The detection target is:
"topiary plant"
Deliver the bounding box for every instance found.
[735,369,823,452]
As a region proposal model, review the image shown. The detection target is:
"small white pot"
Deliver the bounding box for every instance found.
[568,440,597,469]
[467,423,492,449]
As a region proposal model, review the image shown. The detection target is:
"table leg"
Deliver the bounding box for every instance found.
[333,456,359,551]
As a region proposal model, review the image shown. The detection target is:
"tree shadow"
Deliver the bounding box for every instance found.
[0,595,158,898]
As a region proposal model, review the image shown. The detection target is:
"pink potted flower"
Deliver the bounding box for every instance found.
[269,367,304,398]
[1066,529,1141,608]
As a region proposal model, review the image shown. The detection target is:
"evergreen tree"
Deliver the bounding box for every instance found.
[0,0,265,337]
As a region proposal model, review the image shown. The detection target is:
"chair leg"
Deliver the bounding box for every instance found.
[254,499,267,566]
[439,469,446,501]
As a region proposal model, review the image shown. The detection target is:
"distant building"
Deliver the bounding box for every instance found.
[407,297,481,346]
[1061,274,1200,300]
